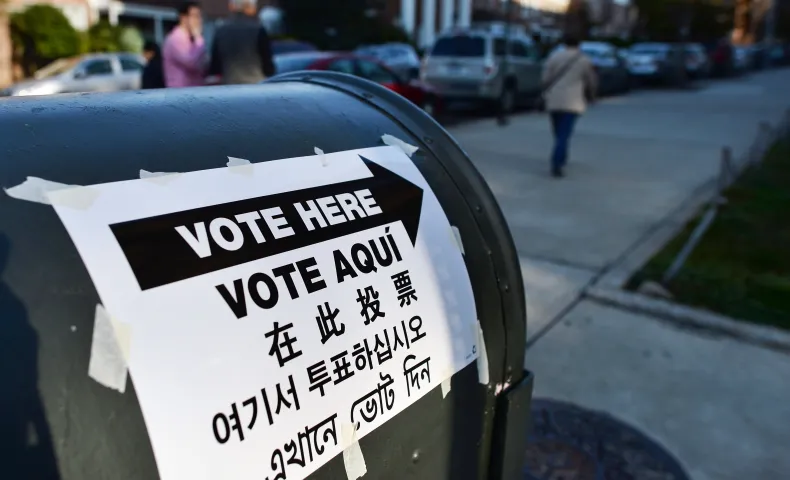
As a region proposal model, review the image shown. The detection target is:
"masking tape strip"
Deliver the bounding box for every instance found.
[226,156,254,176]
[5,176,73,205]
[88,304,130,393]
[314,147,328,167]
[381,134,419,157]
[342,422,367,480]
[5,176,99,210]
[451,225,465,255]
[476,320,490,385]
[48,186,100,210]
[140,169,181,185]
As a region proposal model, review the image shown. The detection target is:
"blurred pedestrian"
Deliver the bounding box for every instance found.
[141,41,165,89]
[163,1,207,88]
[542,34,597,178]
[207,0,276,85]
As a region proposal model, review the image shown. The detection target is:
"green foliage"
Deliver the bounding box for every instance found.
[630,140,790,330]
[118,27,144,53]
[86,19,123,52]
[10,4,81,62]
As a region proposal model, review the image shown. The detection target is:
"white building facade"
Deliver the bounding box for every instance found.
[396,0,473,48]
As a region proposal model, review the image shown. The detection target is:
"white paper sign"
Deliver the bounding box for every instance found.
[49,146,478,480]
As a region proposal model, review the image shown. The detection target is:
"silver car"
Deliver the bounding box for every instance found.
[420,28,543,113]
[1,53,145,97]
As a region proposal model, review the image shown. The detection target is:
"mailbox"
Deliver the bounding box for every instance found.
[0,72,532,480]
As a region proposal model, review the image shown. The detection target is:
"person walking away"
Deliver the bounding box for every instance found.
[141,41,165,89]
[541,35,597,178]
[207,0,276,85]
[163,1,207,88]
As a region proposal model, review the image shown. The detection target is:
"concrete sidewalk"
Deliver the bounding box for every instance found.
[448,69,790,480]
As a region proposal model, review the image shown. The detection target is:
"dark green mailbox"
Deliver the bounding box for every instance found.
[0,72,532,480]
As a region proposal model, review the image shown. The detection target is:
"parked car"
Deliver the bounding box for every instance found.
[551,41,630,96]
[684,43,711,79]
[1,53,145,97]
[272,52,442,116]
[420,27,543,113]
[732,45,752,73]
[626,42,688,86]
[355,43,422,81]
[271,40,318,55]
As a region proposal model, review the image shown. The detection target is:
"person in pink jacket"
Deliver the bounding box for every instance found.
[163,1,207,88]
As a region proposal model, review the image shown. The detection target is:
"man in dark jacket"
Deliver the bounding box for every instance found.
[141,41,166,89]
[208,0,276,84]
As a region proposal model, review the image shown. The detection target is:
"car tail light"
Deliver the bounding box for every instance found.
[483,63,498,77]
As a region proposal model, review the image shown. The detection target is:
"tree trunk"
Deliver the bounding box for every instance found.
[0,2,12,88]
[733,0,752,43]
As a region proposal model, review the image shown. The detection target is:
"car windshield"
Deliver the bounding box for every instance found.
[273,54,327,74]
[34,57,81,79]
[431,35,485,57]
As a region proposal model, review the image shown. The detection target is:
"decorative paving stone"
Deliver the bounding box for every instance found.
[524,399,690,480]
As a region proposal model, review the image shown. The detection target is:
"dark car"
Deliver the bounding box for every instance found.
[684,43,711,79]
[273,52,443,116]
[626,42,688,86]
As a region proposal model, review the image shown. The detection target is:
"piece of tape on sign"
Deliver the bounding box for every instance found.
[381,134,419,157]
[314,147,328,167]
[140,169,181,185]
[476,320,490,385]
[342,422,367,480]
[88,304,131,393]
[451,226,465,255]
[5,176,98,209]
[226,156,253,176]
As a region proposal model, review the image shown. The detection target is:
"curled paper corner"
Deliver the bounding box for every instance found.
[450,225,465,255]
[314,147,328,167]
[139,169,181,185]
[342,423,367,480]
[226,156,254,176]
[381,134,419,157]
[88,304,130,393]
[4,176,75,205]
[476,321,490,386]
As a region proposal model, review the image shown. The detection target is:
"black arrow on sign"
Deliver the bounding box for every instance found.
[110,155,424,291]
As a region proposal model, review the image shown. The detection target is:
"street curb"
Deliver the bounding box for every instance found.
[594,108,790,291]
[594,178,717,291]
[585,287,790,355]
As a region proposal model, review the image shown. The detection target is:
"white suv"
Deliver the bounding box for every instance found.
[420,28,544,113]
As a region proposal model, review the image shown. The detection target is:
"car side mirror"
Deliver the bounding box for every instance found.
[74,70,88,80]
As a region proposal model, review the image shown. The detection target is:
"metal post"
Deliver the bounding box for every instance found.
[764,0,777,68]
[497,0,514,127]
